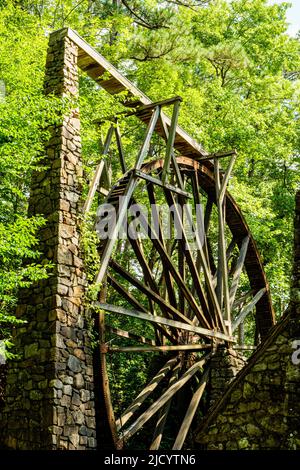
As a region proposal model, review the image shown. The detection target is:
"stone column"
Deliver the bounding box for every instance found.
[0,29,96,450]
[208,346,246,408]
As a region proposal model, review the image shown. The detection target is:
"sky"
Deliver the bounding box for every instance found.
[269,0,300,36]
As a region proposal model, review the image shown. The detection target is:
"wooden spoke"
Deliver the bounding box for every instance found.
[162,99,181,184]
[114,123,127,173]
[232,288,266,333]
[96,303,235,343]
[214,157,231,334]
[83,125,114,214]
[107,273,148,313]
[163,189,214,330]
[144,185,178,309]
[124,204,212,328]
[150,361,181,450]
[117,354,211,444]
[229,236,250,308]
[115,356,179,431]
[106,326,156,347]
[105,344,211,353]
[172,368,209,450]
[110,260,195,327]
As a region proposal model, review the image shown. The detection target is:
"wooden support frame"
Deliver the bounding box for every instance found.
[96,302,235,343]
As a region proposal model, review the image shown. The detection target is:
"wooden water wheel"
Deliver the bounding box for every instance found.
[83,97,275,450]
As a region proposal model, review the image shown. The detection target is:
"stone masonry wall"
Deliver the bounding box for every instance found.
[196,192,300,450]
[208,346,246,408]
[0,29,96,449]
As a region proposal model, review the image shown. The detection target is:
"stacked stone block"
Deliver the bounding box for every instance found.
[0,29,96,449]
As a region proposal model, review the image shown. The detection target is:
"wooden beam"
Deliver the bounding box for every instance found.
[135,106,160,169]
[115,356,179,431]
[134,169,190,198]
[83,125,114,214]
[195,149,237,163]
[114,124,127,173]
[162,100,181,184]
[117,354,211,443]
[95,303,235,343]
[232,288,266,332]
[229,236,250,308]
[214,157,231,334]
[172,368,209,450]
[106,326,156,346]
[110,260,195,327]
[106,344,211,353]
[219,153,237,203]
[150,362,181,450]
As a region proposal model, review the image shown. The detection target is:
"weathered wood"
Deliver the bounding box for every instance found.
[150,362,181,450]
[214,157,231,335]
[94,172,137,285]
[229,236,250,308]
[134,169,190,198]
[115,357,179,431]
[83,125,114,214]
[159,115,184,190]
[163,189,212,329]
[145,185,178,310]
[110,260,195,327]
[96,303,235,342]
[135,106,161,169]
[172,368,209,450]
[232,288,266,332]
[162,100,181,184]
[106,326,156,346]
[126,203,212,326]
[195,149,237,162]
[219,153,237,203]
[106,344,211,353]
[107,273,148,313]
[114,124,127,173]
[117,354,210,443]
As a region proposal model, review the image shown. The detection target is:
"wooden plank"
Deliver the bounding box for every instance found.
[83,125,114,214]
[95,303,235,342]
[134,169,190,198]
[121,203,210,326]
[107,273,148,313]
[117,354,211,443]
[106,326,156,346]
[229,236,250,308]
[232,288,266,332]
[115,357,179,431]
[106,344,211,353]
[172,368,209,450]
